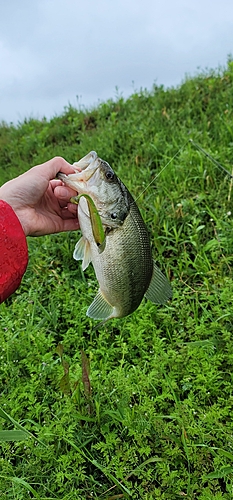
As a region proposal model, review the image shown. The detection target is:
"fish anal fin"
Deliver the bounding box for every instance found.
[73,237,92,271]
[145,262,172,305]
[87,290,114,320]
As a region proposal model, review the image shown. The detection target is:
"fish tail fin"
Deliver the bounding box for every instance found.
[87,290,115,320]
[145,261,172,305]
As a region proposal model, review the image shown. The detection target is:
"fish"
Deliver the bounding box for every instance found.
[58,151,172,321]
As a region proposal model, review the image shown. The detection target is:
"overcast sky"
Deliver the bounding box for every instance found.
[0,0,233,124]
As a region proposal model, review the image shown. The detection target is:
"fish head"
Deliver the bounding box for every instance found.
[92,159,131,227]
[58,151,131,228]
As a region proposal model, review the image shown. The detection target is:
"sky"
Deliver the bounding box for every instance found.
[0,0,233,124]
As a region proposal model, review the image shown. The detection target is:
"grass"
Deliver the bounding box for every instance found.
[0,58,233,498]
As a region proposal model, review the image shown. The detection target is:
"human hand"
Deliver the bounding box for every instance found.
[0,157,79,236]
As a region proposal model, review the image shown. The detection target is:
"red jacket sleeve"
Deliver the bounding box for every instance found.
[0,200,28,303]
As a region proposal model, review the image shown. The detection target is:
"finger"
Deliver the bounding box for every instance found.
[34,156,76,181]
[50,181,72,208]
[66,202,78,215]
[60,208,76,219]
[60,207,80,225]
[54,185,77,200]
[60,218,80,232]
[50,179,63,189]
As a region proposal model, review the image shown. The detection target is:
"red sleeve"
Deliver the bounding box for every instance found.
[0,200,28,303]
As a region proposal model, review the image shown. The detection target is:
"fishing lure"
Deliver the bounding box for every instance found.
[70,193,106,253]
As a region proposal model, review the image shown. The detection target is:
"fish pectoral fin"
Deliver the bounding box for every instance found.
[73,237,92,271]
[145,261,172,305]
[87,290,114,320]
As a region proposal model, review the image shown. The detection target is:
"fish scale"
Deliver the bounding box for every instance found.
[95,199,153,317]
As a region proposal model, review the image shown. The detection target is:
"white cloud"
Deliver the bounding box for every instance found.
[0,0,232,123]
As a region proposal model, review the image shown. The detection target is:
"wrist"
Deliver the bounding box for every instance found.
[11,208,31,236]
[0,187,30,236]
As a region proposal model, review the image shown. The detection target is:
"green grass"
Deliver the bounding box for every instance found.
[1,58,233,499]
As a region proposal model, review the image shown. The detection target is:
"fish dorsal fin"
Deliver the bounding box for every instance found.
[73,237,92,271]
[87,290,114,320]
[145,262,172,305]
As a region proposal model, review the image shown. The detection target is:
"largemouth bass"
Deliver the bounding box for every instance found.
[58,151,172,321]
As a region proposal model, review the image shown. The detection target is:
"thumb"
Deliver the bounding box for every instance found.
[53,185,78,202]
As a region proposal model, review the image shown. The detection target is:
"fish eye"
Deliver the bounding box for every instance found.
[111,212,117,220]
[105,170,115,181]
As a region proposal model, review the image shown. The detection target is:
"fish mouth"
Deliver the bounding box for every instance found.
[73,151,98,171]
[57,151,100,185]
[72,151,100,180]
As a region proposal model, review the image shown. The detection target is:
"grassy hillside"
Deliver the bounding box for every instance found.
[0,60,233,499]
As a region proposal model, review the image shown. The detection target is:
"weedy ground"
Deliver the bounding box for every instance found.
[0,59,233,499]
